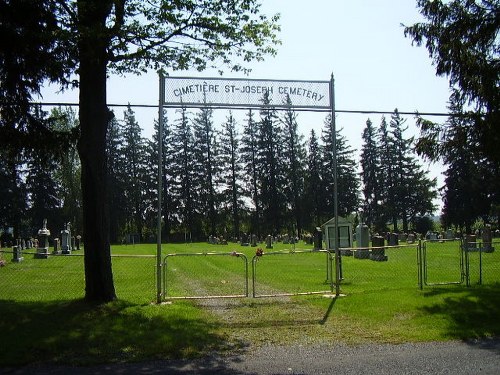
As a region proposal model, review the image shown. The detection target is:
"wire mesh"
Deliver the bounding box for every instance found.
[338,244,420,295]
[162,251,248,299]
[0,249,156,303]
[251,249,334,298]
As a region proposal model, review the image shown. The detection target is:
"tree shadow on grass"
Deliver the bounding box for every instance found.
[0,299,241,367]
[419,283,500,341]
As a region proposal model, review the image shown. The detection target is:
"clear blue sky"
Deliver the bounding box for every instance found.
[42,0,451,212]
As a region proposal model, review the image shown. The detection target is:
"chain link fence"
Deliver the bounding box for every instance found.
[0,248,156,304]
[1,239,499,303]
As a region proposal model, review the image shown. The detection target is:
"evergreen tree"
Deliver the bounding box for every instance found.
[257,91,284,236]
[280,95,307,237]
[440,97,491,233]
[304,129,324,228]
[106,112,127,243]
[51,107,82,236]
[169,107,199,240]
[145,114,176,242]
[0,150,27,241]
[390,109,437,232]
[24,106,61,235]
[377,116,396,230]
[321,115,360,219]
[121,105,148,241]
[219,112,244,239]
[192,105,220,238]
[405,0,499,165]
[240,109,261,236]
[360,118,382,228]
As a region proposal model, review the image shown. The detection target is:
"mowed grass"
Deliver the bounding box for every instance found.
[0,240,499,366]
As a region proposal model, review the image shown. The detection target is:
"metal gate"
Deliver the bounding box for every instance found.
[420,239,464,287]
[162,251,248,299]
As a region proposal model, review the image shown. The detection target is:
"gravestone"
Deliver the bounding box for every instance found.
[251,234,258,247]
[266,234,273,249]
[12,245,24,262]
[388,232,399,246]
[370,235,387,261]
[354,212,370,259]
[482,225,494,253]
[35,219,50,259]
[61,223,72,255]
[76,235,81,250]
[313,227,322,250]
[407,233,415,244]
[240,233,249,246]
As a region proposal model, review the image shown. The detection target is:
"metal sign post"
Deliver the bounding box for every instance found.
[156,71,165,304]
[329,75,340,297]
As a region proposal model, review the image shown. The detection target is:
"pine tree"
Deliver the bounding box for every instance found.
[257,91,284,236]
[192,105,220,238]
[106,112,128,243]
[146,113,176,242]
[0,150,26,240]
[240,109,261,236]
[360,118,382,228]
[169,107,198,240]
[121,105,148,241]
[304,129,324,228]
[377,116,396,230]
[219,112,244,240]
[25,106,61,235]
[51,107,82,236]
[280,95,307,237]
[389,109,437,232]
[320,115,360,219]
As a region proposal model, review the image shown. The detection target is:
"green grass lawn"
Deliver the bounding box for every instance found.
[0,240,499,366]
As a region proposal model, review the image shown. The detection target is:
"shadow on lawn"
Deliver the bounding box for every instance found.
[420,283,500,340]
[0,299,236,367]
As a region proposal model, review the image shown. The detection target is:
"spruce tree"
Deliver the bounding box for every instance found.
[377,116,396,230]
[169,107,198,240]
[320,115,360,219]
[257,91,283,236]
[106,112,128,243]
[192,105,220,238]
[121,105,148,241]
[304,129,324,228]
[280,95,307,237]
[219,112,244,240]
[360,118,382,228]
[240,109,261,236]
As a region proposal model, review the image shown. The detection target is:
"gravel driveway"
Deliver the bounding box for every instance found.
[3,338,499,374]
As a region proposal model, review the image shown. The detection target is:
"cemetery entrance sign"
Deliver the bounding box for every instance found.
[162,76,331,111]
[156,74,339,302]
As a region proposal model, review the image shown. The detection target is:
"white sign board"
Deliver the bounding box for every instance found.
[162,76,330,111]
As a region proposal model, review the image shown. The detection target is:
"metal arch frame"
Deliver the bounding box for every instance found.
[156,73,339,303]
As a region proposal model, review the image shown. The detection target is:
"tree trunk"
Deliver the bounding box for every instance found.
[77,0,116,303]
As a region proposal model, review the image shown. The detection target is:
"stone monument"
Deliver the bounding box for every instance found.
[61,222,72,255]
[354,211,370,259]
[35,219,51,259]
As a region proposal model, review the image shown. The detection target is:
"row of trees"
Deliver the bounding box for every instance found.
[1,100,440,244]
